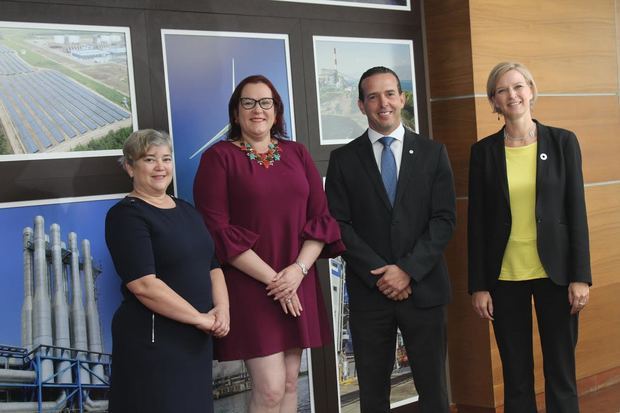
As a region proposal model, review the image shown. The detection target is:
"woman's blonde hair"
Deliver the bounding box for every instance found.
[486,62,538,114]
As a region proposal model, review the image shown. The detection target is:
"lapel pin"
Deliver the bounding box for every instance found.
[540,153,548,160]
[409,149,414,154]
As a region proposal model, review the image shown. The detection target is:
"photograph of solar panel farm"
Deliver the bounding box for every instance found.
[0,22,136,160]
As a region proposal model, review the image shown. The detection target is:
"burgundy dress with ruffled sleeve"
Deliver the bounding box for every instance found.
[193,139,345,361]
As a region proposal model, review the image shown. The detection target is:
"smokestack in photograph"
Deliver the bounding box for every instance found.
[21,227,33,352]
[82,239,105,384]
[69,232,90,385]
[32,216,54,380]
[50,223,72,384]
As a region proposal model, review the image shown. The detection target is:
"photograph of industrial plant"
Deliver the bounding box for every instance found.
[161,30,296,202]
[0,196,122,412]
[329,257,418,413]
[0,196,313,412]
[312,36,418,145]
[0,22,136,160]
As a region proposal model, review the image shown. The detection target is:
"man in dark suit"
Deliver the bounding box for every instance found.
[325,66,456,413]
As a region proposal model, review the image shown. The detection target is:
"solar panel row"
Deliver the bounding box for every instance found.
[41,71,114,127]
[0,69,131,153]
[10,76,65,143]
[0,82,39,153]
[28,73,92,134]
[45,71,130,121]
[0,50,33,75]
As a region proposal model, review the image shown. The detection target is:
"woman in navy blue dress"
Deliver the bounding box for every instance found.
[105,129,229,413]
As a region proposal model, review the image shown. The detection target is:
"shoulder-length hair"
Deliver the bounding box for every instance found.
[227,75,287,140]
[486,61,538,114]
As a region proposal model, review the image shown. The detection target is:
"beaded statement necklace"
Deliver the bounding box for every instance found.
[239,140,282,169]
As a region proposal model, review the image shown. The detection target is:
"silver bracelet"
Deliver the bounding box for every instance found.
[295,260,309,276]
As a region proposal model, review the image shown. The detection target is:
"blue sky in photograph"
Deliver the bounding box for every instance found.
[163,33,294,203]
[314,39,413,85]
[0,198,123,353]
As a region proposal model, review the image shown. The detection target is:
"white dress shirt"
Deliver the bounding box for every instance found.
[367,124,405,178]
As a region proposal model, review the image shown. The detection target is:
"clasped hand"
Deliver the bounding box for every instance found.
[266,263,305,317]
[371,264,412,301]
[194,305,230,337]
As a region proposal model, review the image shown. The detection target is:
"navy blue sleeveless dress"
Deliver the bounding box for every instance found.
[105,196,218,413]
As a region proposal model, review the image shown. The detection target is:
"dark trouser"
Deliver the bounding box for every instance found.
[349,303,449,413]
[491,278,580,413]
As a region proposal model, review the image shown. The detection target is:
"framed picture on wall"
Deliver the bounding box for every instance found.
[0,21,138,161]
[328,257,419,412]
[161,29,296,203]
[312,36,418,146]
[273,0,411,11]
[0,194,125,354]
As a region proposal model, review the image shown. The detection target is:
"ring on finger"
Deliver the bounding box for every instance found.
[286,298,292,304]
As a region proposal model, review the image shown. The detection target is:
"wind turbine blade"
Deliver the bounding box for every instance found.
[189,123,231,160]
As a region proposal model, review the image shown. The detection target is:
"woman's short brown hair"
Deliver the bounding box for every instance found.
[120,129,171,166]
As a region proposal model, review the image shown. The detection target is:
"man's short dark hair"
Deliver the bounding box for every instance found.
[358,66,403,101]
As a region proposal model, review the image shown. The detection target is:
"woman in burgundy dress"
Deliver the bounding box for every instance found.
[193,75,344,413]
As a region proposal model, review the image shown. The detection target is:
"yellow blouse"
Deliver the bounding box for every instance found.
[499,142,548,281]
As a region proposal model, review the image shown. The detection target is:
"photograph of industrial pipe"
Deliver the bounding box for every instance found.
[0,196,122,412]
[329,257,419,412]
[0,195,313,412]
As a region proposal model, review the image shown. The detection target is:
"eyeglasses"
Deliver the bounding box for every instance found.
[239,97,275,110]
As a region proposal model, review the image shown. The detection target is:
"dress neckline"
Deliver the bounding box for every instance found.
[126,195,177,210]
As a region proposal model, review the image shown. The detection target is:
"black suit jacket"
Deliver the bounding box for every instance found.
[468,120,592,294]
[326,129,456,310]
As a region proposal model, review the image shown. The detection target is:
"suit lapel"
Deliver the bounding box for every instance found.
[535,121,548,209]
[394,131,416,207]
[491,130,510,209]
[355,133,393,211]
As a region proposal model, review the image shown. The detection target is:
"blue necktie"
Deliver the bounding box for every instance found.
[379,136,397,205]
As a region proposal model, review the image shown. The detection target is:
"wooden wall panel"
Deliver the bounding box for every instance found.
[534,97,620,184]
[577,283,620,377]
[423,0,474,98]
[474,97,503,139]
[585,184,620,288]
[469,0,618,94]
[447,200,498,408]
[431,98,477,196]
[617,0,620,99]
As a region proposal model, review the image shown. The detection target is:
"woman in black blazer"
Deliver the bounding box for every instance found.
[468,62,592,413]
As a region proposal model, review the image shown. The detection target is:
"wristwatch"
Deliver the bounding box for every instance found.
[295,261,309,276]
